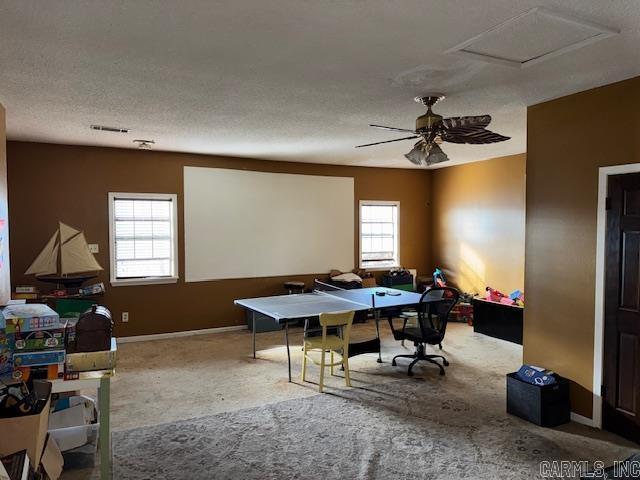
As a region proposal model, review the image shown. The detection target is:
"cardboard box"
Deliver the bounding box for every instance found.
[15,286,37,294]
[13,349,65,368]
[0,332,11,378]
[361,277,377,288]
[40,434,63,480]
[65,338,116,372]
[0,381,52,465]
[11,292,39,300]
[2,304,62,333]
[15,363,64,381]
[9,324,67,351]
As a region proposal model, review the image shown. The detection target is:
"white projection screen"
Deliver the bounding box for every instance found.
[184,167,354,281]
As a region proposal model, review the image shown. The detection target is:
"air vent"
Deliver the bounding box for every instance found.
[90,125,130,133]
[445,7,618,68]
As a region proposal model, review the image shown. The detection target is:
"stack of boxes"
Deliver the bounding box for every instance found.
[0,302,116,473]
[0,304,66,382]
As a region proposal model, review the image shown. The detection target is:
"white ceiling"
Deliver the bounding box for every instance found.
[1,1,639,169]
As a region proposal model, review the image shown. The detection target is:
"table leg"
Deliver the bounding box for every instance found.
[98,376,112,480]
[252,311,256,359]
[375,310,382,363]
[285,321,291,382]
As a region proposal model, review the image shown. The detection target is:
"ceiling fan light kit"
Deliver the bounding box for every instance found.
[405,141,449,167]
[356,95,510,168]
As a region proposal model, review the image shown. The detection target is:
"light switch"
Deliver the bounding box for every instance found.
[88,244,99,254]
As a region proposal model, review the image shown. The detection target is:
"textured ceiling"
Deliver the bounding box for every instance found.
[0,1,639,169]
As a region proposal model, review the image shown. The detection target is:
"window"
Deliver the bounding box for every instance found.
[359,201,399,269]
[108,192,178,286]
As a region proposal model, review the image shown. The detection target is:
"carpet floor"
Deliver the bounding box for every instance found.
[60,323,638,479]
[111,375,634,479]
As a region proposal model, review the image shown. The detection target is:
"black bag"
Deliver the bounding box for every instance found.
[67,305,113,353]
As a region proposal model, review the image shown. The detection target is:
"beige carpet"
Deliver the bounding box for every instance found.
[62,322,637,479]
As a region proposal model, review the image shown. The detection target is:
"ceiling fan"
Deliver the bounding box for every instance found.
[355,95,510,167]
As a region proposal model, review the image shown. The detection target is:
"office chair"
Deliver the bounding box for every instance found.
[397,310,443,350]
[301,310,354,392]
[387,286,459,376]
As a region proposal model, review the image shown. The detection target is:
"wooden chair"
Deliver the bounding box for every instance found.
[301,310,354,392]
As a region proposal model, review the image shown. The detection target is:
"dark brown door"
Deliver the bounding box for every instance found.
[603,173,640,443]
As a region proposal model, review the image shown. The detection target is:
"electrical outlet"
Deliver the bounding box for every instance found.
[88,244,99,254]
[122,312,129,323]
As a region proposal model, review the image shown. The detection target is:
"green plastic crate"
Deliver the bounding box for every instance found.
[390,283,414,292]
[55,299,97,318]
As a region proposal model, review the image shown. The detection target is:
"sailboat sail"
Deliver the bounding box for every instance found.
[61,231,103,274]
[59,222,79,244]
[25,222,103,277]
[24,232,59,275]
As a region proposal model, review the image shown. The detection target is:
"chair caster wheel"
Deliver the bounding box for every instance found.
[377,358,382,363]
[443,360,449,366]
[439,370,445,376]
[392,360,397,366]
[407,371,414,377]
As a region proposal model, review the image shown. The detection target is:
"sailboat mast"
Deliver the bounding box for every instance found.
[57,227,64,277]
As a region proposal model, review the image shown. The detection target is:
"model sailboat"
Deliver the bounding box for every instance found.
[25,222,103,287]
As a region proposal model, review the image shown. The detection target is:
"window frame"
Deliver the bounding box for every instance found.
[358,200,400,270]
[108,192,179,286]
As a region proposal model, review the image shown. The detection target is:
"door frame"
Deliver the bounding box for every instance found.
[594,163,640,429]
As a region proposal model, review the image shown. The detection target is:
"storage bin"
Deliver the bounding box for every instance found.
[58,424,99,469]
[382,273,413,288]
[49,423,99,452]
[506,372,570,427]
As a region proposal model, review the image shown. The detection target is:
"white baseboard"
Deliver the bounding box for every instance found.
[571,411,595,427]
[117,325,246,343]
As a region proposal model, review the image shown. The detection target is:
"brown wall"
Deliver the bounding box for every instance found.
[525,75,640,418]
[7,142,432,336]
[431,154,526,295]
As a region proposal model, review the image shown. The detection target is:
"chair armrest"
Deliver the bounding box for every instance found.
[387,317,408,341]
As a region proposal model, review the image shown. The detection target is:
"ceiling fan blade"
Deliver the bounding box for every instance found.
[441,115,492,131]
[441,129,510,145]
[355,135,419,148]
[370,124,417,134]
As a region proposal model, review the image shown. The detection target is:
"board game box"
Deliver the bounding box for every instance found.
[2,304,62,333]
[9,323,67,351]
[13,349,66,368]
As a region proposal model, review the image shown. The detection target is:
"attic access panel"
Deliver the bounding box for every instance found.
[446,7,619,68]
